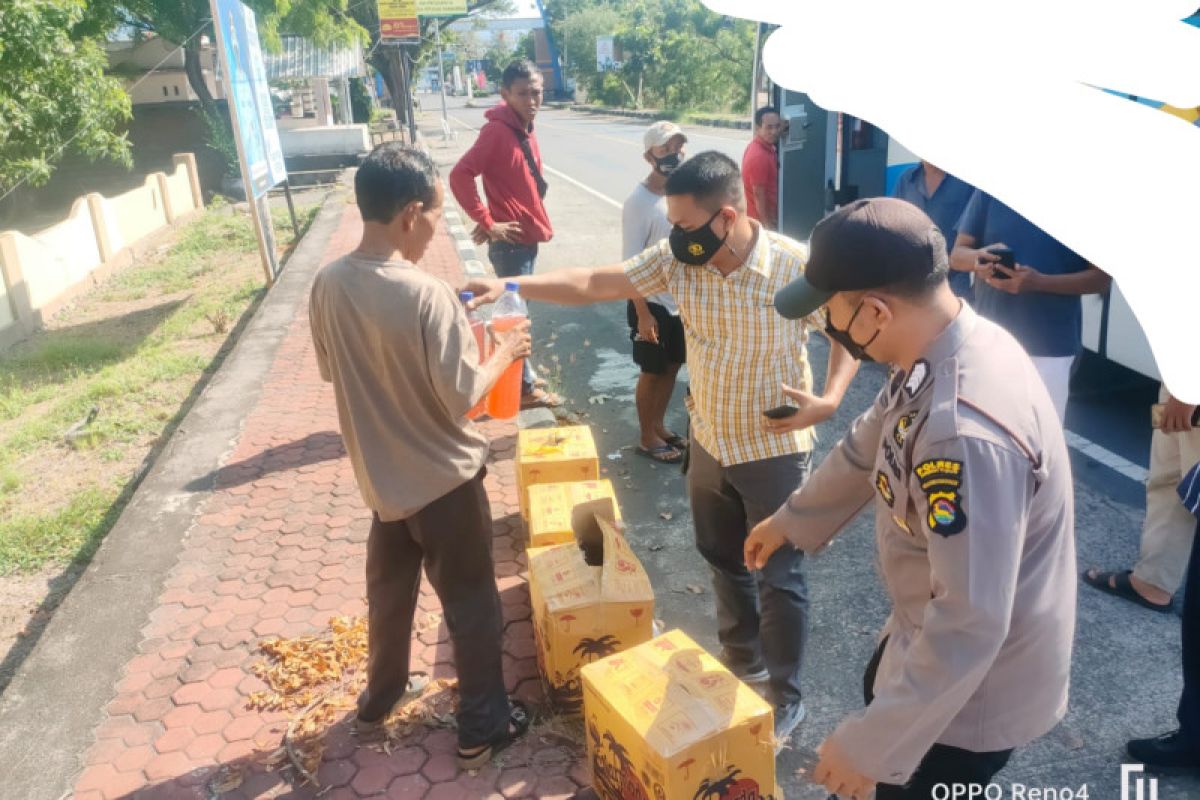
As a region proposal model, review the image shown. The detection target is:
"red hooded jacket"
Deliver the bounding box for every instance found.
[448,103,553,246]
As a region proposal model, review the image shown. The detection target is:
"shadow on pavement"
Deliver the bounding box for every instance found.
[185,431,346,493]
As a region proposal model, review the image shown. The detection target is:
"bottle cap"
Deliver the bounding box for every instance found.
[504,282,520,292]
[459,291,474,303]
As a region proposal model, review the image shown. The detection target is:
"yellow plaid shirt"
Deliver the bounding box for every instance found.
[624,228,818,466]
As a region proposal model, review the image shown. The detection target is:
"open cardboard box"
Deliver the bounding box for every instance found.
[527,498,654,714]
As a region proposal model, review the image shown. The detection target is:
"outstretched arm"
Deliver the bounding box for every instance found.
[465,265,643,307]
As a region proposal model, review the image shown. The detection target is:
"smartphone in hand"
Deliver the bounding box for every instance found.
[990,246,1015,280]
[763,405,800,420]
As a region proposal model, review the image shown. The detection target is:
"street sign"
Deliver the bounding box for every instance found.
[210,0,286,284]
[416,0,467,13]
[378,0,419,40]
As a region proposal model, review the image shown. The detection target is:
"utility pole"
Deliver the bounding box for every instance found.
[398,45,417,145]
[435,18,450,142]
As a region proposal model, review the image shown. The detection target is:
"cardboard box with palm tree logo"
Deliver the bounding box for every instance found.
[527,508,653,715]
[580,629,779,800]
[527,479,622,548]
[516,426,599,519]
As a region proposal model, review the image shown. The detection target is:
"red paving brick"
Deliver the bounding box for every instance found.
[68,193,587,798]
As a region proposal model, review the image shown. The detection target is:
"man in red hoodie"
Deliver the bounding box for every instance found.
[450,60,560,408]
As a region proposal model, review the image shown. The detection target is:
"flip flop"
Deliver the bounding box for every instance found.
[1081,569,1172,613]
[521,389,564,409]
[457,699,532,770]
[637,444,683,464]
[663,432,688,449]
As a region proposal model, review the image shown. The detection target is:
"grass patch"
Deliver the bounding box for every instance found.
[0,486,122,574]
[0,199,321,575]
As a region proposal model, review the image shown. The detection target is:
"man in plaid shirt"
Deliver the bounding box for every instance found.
[467,151,857,746]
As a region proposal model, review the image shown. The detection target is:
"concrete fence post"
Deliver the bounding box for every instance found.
[155,172,176,224]
[0,232,35,333]
[173,152,203,212]
[86,193,115,264]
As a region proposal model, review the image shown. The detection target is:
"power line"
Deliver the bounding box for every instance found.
[0,20,211,207]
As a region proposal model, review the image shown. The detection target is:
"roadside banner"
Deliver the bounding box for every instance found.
[209,0,286,282]
[596,36,616,71]
[212,0,287,198]
[379,0,420,40]
[417,0,468,13]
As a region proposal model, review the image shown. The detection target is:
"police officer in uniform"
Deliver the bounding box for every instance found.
[745,198,1076,799]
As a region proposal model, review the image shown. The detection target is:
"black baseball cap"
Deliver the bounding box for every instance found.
[774,197,947,320]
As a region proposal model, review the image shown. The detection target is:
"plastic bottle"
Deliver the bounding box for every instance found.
[486,282,528,420]
[460,292,488,420]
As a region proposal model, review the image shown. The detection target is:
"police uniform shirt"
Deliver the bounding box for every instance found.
[780,302,1076,784]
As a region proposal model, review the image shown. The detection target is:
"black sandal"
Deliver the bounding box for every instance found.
[663,432,688,449]
[636,444,683,464]
[1081,569,1172,613]
[456,699,532,770]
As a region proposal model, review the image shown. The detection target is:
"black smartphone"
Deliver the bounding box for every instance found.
[990,246,1015,280]
[763,405,800,420]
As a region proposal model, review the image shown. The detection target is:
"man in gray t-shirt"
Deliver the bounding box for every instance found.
[621,121,689,463]
[310,144,532,769]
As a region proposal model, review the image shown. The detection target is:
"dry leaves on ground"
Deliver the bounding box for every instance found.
[246,613,457,787]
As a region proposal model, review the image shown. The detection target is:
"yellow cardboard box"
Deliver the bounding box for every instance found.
[581,629,778,800]
[516,426,599,519]
[527,480,622,548]
[528,511,653,715]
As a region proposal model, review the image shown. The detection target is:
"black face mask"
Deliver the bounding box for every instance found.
[669,210,728,266]
[652,153,681,175]
[824,302,880,362]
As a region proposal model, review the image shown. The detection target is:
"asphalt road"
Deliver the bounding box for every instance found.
[433,95,1193,799]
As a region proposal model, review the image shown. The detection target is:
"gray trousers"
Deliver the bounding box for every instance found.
[357,469,510,748]
[687,442,811,708]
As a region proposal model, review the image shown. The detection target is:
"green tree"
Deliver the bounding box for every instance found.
[102,0,366,112]
[546,0,754,114]
[348,0,514,128]
[0,0,132,196]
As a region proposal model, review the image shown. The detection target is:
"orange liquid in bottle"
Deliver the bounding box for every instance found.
[466,320,488,420]
[486,316,525,420]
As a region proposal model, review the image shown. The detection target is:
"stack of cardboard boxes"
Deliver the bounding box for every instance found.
[517,426,777,799]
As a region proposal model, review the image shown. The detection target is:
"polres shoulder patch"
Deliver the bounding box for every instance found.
[915,458,967,537]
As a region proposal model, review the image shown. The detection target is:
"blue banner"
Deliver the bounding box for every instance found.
[213,0,288,198]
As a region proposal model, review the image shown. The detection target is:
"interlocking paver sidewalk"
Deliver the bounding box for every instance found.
[70,193,589,799]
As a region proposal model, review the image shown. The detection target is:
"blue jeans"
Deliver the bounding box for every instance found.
[488,241,539,393]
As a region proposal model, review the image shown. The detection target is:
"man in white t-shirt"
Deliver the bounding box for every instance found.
[622,121,688,463]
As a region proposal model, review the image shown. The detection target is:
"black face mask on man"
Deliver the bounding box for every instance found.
[669,209,729,266]
[652,153,681,176]
[823,302,880,363]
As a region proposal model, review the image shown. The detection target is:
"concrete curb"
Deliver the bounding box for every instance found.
[564,104,752,131]
[0,181,350,800]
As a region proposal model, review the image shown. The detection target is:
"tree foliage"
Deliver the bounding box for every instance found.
[0,0,132,194]
[91,0,367,110]
[545,0,754,113]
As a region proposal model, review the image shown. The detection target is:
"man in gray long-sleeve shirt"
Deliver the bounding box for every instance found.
[749,198,1075,799]
[309,143,533,770]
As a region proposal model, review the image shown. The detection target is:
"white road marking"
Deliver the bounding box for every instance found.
[1065,431,1148,483]
[447,113,1148,484]
[541,165,623,210]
